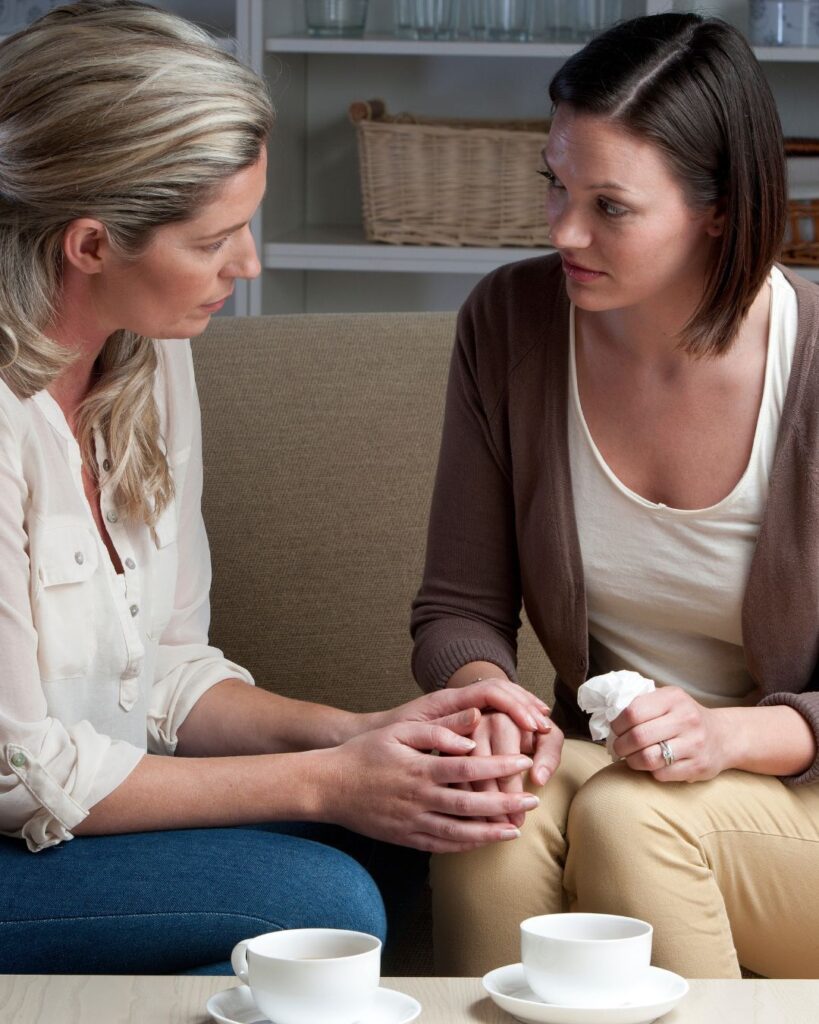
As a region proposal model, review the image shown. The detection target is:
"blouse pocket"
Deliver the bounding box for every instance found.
[32,524,100,681]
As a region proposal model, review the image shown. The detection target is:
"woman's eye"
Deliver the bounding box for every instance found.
[598,198,627,218]
[205,237,228,252]
[538,168,564,189]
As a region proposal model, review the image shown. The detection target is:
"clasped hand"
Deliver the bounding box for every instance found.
[326,679,555,853]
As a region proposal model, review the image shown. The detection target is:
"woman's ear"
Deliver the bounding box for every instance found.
[62,219,111,275]
[704,200,726,238]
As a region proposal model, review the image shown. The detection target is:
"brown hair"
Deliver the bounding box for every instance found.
[549,13,786,357]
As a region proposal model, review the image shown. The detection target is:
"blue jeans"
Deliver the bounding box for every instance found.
[0,822,426,974]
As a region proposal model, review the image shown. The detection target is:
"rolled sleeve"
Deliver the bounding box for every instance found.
[0,715,143,852]
[149,646,253,754]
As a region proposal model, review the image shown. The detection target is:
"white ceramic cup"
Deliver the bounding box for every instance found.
[230,928,381,1024]
[521,913,653,1007]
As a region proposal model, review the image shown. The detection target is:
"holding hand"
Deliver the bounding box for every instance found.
[372,677,553,737]
[466,709,564,826]
[320,708,538,853]
[609,685,731,782]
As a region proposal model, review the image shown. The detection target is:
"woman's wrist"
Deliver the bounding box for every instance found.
[446,660,511,689]
[711,705,816,776]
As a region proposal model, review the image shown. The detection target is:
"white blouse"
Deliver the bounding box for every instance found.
[0,339,253,852]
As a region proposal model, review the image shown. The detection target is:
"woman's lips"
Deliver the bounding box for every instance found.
[561,258,605,283]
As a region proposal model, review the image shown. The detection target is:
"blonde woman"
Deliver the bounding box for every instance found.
[0,1,550,974]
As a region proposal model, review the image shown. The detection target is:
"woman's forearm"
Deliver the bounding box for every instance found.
[73,747,329,835]
[175,678,365,756]
[715,705,816,777]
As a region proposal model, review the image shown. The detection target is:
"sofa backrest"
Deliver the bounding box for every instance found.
[194,312,554,713]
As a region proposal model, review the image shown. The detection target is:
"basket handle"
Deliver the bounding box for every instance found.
[348,99,387,124]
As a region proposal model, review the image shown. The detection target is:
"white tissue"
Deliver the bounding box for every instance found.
[577,671,656,757]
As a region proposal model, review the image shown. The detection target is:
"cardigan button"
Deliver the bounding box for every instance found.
[10,752,26,769]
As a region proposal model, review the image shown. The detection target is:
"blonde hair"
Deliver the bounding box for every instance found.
[0,0,274,523]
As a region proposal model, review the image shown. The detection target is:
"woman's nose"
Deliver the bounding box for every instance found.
[226,224,262,281]
[547,202,592,251]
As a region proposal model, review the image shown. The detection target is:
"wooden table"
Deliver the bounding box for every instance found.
[1,974,817,1023]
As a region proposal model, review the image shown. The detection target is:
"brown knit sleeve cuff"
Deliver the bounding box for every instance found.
[418,640,518,691]
[757,691,819,785]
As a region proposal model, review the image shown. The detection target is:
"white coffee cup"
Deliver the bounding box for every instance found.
[230,927,381,1024]
[521,913,653,1007]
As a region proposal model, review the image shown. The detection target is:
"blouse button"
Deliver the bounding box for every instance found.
[102,459,112,472]
[74,551,85,565]
[10,752,26,768]
[129,604,139,617]
[106,511,118,524]
[125,558,136,570]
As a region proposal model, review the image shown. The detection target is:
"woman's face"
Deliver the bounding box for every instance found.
[542,105,722,313]
[90,149,267,339]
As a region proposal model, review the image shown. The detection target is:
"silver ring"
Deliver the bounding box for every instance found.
[659,740,675,768]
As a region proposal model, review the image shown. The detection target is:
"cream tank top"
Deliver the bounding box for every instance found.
[568,267,797,707]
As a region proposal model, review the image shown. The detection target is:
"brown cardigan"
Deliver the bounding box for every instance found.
[411,253,819,786]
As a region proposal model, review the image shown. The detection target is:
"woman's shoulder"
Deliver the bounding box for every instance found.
[465,252,566,317]
[151,338,197,458]
[0,377,35,448]
[455,252,569,378]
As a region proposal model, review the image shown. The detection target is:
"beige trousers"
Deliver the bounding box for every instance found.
[431,739,819,978]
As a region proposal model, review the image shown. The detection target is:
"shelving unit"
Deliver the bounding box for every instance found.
[236,0,819,314]
[13,5,819,316]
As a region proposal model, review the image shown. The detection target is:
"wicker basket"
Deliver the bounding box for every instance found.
[782,199,819,266]
[782,138,819,266]
[349,99,551,247]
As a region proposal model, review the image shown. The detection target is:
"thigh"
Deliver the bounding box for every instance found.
[567,763,819,978]
[687,770,819,977]
[250,821,429,942]
[0,825,386,974]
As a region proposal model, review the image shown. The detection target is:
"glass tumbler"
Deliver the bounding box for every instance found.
[574,0,622,41]
[483,0,534,40]
[410,0,460,40]
[305,0,369,37]
[533,0,575,41]
[395,0,416,36]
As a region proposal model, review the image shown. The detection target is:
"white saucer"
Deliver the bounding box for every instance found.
[482,963,689,1024]
[206,984,421,1024]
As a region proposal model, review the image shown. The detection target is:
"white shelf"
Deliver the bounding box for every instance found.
[264,227,819,282]
[265,35,580,57]
[264,34,819,62]
[753,46,819,62]
[264,226,551,273]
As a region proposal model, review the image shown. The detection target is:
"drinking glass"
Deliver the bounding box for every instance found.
[483,0,534,40]
[574,0,622,41]
[468,0,486,38]
[533,0,575,41]
[410,0,460,40]
[394,0,416,36]
[305,0,369,37]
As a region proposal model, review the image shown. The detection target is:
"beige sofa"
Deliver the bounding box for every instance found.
[193,312,556,974]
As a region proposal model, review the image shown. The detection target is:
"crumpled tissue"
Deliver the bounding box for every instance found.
[577,670,656,757]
